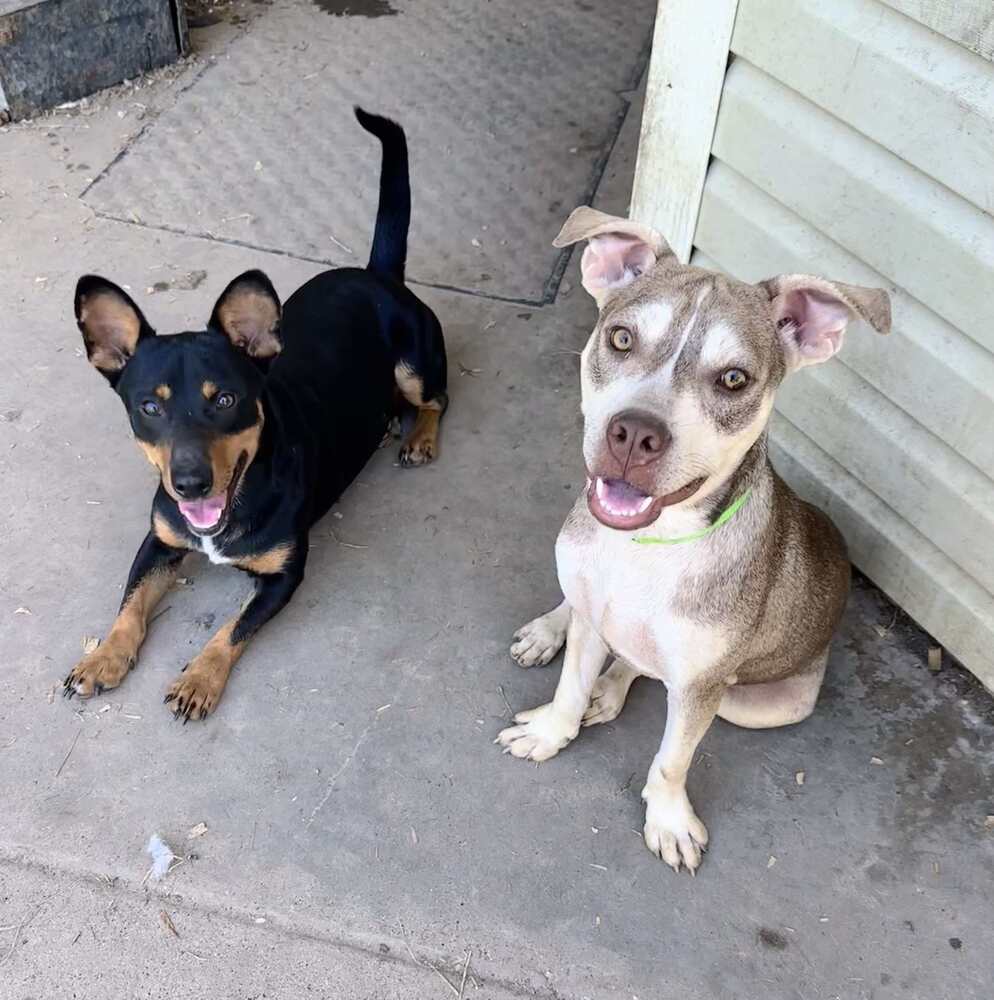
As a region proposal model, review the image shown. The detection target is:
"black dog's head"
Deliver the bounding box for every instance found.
[75,270,282,536]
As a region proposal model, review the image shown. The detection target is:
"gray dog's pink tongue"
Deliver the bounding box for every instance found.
[178,494,225,530]
[596,477,653,517]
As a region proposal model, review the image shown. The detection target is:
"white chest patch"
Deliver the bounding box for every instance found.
[199,534,233,565]
[555,497,729,686]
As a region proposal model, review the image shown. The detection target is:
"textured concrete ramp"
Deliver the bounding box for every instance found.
[83,0,653,302]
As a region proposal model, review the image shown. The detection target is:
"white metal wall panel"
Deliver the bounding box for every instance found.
[769,417,994,683]
[732,0,994,215]
[775,362,994,595]
[879,0,994,62]
[712,59,994,354]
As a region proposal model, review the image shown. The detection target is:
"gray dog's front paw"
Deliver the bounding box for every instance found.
[642,781,709,874]
[510,606,568,667]
[496,703,578,761]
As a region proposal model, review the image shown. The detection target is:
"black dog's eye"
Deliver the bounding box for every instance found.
[719,368,749,391]
[609,327,634,352]
[140,400,162,417]
[214,392,236,410]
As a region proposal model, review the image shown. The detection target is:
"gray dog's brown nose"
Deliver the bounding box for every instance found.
[606,410,671,469]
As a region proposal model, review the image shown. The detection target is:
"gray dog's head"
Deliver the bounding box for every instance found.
[555,207,891,530]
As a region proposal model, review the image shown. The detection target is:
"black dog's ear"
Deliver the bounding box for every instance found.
[209,270,282,365]
[75,275,156,383]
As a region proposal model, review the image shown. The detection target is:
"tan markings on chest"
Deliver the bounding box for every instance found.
[234,542,293,576]
[153,511,193,550]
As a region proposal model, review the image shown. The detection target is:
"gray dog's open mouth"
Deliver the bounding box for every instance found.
[586,476,704,530]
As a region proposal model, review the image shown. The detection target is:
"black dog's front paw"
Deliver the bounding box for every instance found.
[63,642,135,699]
[399,438,435,466]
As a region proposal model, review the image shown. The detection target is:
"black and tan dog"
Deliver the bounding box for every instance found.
[64,108,447,720]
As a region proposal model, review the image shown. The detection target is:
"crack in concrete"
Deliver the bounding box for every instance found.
[89,210,554,308]
[304,717,377,828]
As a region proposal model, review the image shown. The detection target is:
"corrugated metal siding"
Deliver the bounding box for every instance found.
[692,0,994,686]
[879,0,994,62]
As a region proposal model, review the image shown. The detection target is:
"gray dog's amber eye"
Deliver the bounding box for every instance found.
[214,392,236,410]
[609,327,634,352]
[140,400,162,417]
[720,368,748,390]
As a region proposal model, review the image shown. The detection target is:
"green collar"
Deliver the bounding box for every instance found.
[632,488,752,546]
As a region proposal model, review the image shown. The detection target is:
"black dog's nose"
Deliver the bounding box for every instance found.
[170,448,213,499]
[606,410,671,469]
[172,468,212,499]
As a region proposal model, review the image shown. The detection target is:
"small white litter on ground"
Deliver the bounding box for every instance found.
[145,834,180,881]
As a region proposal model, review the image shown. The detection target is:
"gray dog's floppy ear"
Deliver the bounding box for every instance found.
[209,270,282,364]
[75,275,156,384]
[553,206,673,306]
[760,274,891,372]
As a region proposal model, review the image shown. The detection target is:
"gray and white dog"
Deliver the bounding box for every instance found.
[497,206,890,873]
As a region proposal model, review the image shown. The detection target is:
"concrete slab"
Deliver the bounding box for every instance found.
[82,0,655,303]
[0,860,525,1000]
[0,7,992,1000]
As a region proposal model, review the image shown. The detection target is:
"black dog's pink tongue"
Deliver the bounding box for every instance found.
[178,495,225,529]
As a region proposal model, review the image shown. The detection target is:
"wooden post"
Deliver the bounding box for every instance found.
[630,0,739,262]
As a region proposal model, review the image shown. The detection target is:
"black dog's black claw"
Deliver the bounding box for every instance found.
[163,692,174,705]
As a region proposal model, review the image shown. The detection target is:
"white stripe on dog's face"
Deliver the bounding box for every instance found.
[579,264,784,503]
[580,292,700,421]
[698,321,741,372]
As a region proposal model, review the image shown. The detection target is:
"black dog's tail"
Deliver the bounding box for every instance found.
[355,106,410,282]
